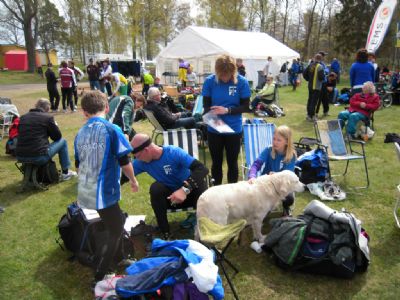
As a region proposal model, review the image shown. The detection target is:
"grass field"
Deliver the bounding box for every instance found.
[0,81,400,299]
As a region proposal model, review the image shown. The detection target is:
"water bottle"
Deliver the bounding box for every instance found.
[250,241,262,253]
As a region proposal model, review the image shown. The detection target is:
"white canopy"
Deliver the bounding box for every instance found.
[155,26,300,86]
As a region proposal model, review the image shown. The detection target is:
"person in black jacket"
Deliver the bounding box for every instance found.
[45,63,60,112]
[16,99,77,181]
[145,87,196,129]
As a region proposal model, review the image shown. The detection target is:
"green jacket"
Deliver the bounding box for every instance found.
[106,96,135,135]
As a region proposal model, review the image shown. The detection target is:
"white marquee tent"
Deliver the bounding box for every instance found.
[155,26,300,86]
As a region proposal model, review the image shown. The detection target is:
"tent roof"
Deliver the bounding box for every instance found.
[156,26,299,60]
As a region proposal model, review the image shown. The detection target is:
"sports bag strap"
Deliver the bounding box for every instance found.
[290,216,333,271]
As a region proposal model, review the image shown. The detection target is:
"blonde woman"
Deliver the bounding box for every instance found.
[248,125,297,216]
[202,54,251,185]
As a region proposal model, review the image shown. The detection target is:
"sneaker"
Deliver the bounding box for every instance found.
[61,170,78,181]
[62,109,68,113]
[117,258,136,268]
[323,113,330,117]
[180,213,197,229]
[282,207,292,217]
[306,116,313,122]
[74,105,78,110]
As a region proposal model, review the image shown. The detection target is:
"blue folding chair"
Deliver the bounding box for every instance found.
[192,95,204,116]
[314,119,369,189]
[241,119,275,179]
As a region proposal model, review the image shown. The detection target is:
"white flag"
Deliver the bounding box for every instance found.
[366,0,397,53]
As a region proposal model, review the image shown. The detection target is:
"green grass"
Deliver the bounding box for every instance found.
[1,81,400,299]
[0,70,47,85]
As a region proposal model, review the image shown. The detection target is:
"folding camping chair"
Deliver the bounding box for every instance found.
[162,128,210,215]
[241,120,275,179]
[393,142,400,228]
[143,109,165,145]
[197,217,247,300]
[314,119,369,189]
[0,112,13,140]
[192,95,204,116]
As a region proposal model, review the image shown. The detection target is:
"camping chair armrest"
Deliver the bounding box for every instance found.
[348,138,366,156]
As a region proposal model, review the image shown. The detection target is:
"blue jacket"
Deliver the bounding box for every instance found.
[116,239,224,299]
[349,62,375,88]
[331,60,341,74]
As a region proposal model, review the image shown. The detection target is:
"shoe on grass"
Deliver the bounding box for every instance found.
[61,170,78,181]
[180,212,197,229]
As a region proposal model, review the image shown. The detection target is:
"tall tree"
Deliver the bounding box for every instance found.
[199,0,246,30]
[37,0,67,63]
[0,0,39,72]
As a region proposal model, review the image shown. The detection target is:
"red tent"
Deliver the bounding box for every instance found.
[4,50,39,71]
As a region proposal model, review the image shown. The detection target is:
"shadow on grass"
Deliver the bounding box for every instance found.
[35,248,93,300]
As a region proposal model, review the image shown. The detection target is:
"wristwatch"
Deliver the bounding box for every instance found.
[182,186,191,195]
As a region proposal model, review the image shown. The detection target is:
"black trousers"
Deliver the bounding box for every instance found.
[149,181,207,233]
[72,85,78,106]
[47,86,60,110]
[207,131,241,185]
[316,84,329,115]
[61,87,74,110]
[307,89,320,117]
[96,202,125,278]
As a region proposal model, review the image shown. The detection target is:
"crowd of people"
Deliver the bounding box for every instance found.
[9,48,388,292]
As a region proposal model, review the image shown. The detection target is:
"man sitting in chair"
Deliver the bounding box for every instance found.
[131,133,209,240]
[16,98,77,181]
[145,87,198,129]
[338,81,380,139]
[250,75,276,110]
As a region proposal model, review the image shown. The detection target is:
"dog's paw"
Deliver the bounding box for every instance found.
[258,235,267,244]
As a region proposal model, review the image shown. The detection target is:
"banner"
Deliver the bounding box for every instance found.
[366,0,397,53]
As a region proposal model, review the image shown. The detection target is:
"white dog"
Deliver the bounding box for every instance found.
[196,170,304,243]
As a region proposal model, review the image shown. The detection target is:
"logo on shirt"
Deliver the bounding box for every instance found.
[163,165,172,175]
[229,86,237,96]
[279,160,284,171]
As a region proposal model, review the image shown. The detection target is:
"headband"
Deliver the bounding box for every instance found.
[132,138,152,154]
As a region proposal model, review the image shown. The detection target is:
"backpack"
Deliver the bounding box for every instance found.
[295,148,329,184]
[280,63,287,73]
[37,160,60,184]
[264,203,370,278]
[303,65,310,82]
[57,202,135,269]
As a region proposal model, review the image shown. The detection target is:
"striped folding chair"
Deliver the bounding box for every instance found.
[241,120,275,179]
[162,129,206,215]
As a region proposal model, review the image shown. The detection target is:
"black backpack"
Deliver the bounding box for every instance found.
[57,202,135,269]
[37,160,59,184]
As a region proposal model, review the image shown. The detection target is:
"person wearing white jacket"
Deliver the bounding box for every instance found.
[68,61,84,110]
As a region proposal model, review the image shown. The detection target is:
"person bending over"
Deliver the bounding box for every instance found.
[248,125,296,216]
[131,133,208,240]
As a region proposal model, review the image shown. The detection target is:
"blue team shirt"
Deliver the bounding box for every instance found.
[202,74,251,134]
[258,146,296,175]
[349,62,375,88]
[133,146,194,191]
[74,117,132,210]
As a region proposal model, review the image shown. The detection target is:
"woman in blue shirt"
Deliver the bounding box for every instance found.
[202,55,251,185]
[349,48,375,94]
[248,125,296,215]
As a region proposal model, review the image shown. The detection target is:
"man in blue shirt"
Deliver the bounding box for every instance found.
[131,133,209,239]
[74,90,139,284]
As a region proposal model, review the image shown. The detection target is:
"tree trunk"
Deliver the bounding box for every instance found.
[24,22,36,73]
